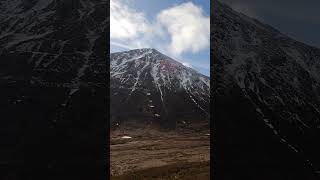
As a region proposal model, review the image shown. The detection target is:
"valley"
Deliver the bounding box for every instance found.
[110,48,211,179]
[110,127,210,179]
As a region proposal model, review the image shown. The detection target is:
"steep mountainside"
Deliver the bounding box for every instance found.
[0,0,107,179]
[213,1,320,179]
[110,48,210,129]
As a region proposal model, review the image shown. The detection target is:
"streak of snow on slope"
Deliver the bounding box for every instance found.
[110,48,210,112]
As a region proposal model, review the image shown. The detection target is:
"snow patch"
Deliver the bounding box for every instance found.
[121,136,132,139]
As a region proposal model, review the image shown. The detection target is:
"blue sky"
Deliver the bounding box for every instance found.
[110,0,210,77]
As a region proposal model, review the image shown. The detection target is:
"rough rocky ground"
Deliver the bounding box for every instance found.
[110,127,210,180]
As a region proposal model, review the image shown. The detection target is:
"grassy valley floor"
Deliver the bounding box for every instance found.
[110,128,210,180]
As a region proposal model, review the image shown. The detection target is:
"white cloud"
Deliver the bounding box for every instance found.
[110,0,209,57]
[110,0,166,51]
[157,2,210,55]
[110,0,150,40]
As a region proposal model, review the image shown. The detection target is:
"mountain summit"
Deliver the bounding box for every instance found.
[110,48,210,129]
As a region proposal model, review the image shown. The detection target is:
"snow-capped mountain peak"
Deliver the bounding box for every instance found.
[110,48,210,125]
[111,48,209,93]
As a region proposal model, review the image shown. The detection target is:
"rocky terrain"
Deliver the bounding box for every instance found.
[213,1,320,179]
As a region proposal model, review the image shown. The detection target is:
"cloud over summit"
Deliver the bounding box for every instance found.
[110,0,209,57]
[157,2,210,55]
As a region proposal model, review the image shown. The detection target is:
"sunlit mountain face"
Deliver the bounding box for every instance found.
[110,48,210,129]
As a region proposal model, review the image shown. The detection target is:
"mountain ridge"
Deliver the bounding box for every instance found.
[110,48,210,129]
[111,48,209,77]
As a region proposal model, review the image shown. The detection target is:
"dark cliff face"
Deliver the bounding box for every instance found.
[213,1,320,179]
[0,0,108,179]
[110,48,210,129]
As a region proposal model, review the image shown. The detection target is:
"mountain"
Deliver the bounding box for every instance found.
[110,48,210,129]
[213,1,320,179]
[0,0,107,179]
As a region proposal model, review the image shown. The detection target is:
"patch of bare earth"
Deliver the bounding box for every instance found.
[110,128,210,180]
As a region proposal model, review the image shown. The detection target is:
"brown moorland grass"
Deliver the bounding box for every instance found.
[110,126,210,180]
[111,161,210,180]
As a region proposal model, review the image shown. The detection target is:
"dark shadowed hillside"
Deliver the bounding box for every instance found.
[0,0,108,179]
[213,1,320,179]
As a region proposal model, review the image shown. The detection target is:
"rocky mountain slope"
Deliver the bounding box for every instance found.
[110,48,210,129]
[213,1,320,179]
[0,0,107,179]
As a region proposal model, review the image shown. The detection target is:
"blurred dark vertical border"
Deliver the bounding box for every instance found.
[211,0,320,179]
[106,0,111,179]
[0,0,109,179]
[210,0,216,180]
